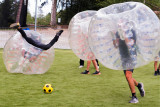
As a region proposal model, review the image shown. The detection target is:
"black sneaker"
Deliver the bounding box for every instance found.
[129,96,139,103]
[93,71,101,75]
[81,70,90,74]
[10,23,20,28]
[154,71,158,76]
[138,83,145,97]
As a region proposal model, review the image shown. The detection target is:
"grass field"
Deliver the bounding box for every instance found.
[0,49,159,107]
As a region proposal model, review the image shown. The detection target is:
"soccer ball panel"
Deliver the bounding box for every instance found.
[43,84,53,93]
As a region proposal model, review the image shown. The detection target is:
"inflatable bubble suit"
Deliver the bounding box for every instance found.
[3,30,54,74]
[68,10,97,60]
[88,2,160,70]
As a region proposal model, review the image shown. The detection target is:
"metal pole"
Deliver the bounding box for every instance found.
[35,0,38,31]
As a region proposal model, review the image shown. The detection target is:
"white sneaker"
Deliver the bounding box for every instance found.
[129,96,139,103]
[79,65,84,68]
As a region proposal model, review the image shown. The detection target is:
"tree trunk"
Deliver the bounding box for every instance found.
[16,0,23,23]
[20,0,28,27]
[50,0,57,26]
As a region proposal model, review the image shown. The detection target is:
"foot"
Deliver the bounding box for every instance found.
[138,83,145,97]
[10,23,20,28]
[81,70,90,74]
[79,65,84,68]
[92,71,101,75]
[154,71,158,76]
[56,30,63,37]
[129,96,139,103]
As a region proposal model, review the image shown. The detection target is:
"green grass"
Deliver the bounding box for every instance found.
[0,49,159,107]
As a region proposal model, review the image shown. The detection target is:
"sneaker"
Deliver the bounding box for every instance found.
[154,71,158,76]
[138,83,145,97]
[93,71,101,75]
[79,65,84,68]
[10,23,20,28]
[81,70,90,74]
[129,96,139,103]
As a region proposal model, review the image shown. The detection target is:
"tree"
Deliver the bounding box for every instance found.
[56,0,160,25]
[16,0,28,27]
[50,0,57,26]
[16,0,23,23]
[57,0,104,25]
[0,0,19,27]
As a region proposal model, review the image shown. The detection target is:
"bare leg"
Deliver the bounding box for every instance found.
[154,61,158,71]
[154,61,158,76]
[132,78,138,86]
[92,60,99,71]
[125,71,136,94]
[86,60,91,71]
[81,60,91,74]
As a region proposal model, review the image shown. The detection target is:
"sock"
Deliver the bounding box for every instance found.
[132,93,137,98]
[157,69,159,73]
[137,83,141,88]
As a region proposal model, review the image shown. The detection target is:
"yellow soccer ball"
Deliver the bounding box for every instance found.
[43,84,53,93]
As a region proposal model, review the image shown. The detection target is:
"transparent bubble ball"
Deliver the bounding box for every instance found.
[68,10,97,60]
[88,2,160,70]
[3,30,54,74]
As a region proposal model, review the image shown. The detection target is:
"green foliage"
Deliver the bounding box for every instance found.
[37,13,51,26]
[26,12,34,24]
[0,0,19,27]
[58,0,160,25]
[0,49,159,106]
[144,0,160,10]
[0,0,159,26]
[57,0,103,25]
[26,13,51,26]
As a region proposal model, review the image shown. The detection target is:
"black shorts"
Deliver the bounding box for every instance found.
[123,69,134,74]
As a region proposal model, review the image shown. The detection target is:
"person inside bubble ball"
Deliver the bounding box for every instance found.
[154,51,160,76]
[112,20,145,103]
[81,59,101,75]
[20,28,43,62]
[10,23,63,62]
